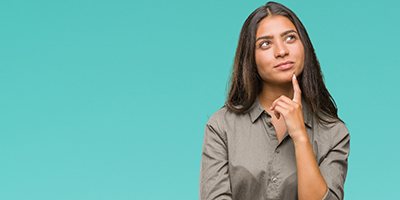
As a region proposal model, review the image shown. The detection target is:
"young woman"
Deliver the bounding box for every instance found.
[200,2,350,200]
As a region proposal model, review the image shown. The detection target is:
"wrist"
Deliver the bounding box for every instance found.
[292,132,309,145]
[290,128,308,142]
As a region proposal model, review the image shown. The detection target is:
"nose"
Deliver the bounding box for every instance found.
[274,41,289,58]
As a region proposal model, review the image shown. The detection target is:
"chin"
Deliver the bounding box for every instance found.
[282,71,295,78]
[277,73,295,83]
[262,71,297,84]
[265,77,292,85]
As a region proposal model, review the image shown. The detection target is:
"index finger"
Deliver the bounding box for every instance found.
[292,73,302,103]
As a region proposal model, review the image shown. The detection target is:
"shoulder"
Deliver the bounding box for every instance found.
[206,105,230,129]
[205,105,248,136]
[314,118,350,149]
[317,119,348,133]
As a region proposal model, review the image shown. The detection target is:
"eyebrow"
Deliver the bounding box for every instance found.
[256,30,298,42]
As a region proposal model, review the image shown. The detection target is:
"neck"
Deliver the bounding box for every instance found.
[258,82,294,111]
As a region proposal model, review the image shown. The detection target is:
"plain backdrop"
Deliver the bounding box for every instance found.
[1,0,399,199]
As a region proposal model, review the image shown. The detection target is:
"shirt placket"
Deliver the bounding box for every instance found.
[262,112,283,199]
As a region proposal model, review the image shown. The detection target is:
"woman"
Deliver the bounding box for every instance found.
[200,2,350,200]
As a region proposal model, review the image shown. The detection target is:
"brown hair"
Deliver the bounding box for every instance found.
[225,1,342,125]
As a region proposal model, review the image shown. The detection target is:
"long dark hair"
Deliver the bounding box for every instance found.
[226,1,342,125]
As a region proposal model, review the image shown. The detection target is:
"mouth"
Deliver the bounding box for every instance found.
[274,61,294,70]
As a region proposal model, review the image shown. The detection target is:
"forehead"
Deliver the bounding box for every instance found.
[256,15,297,37]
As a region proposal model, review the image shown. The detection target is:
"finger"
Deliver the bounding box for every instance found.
[271,101,290,120]
[270,95,294,110]
[292,74,302,104]
[271,99,290,111]
[269,104,280,119]
[272,104,287,119]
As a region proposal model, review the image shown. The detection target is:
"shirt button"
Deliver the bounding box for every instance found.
[275,149,280,154]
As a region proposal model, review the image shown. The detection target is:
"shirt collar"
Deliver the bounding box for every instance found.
[249,96,313,128]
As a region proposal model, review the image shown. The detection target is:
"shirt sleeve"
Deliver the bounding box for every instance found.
[200,119,232,200]
[319,123,351,200]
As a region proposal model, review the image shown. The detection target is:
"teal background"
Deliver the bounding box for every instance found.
[0,0,398,199]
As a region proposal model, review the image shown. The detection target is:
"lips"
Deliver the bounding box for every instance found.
[274,61,294,70]
[274,61,294,68]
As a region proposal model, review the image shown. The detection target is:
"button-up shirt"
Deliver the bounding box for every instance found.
[200,97,350,200]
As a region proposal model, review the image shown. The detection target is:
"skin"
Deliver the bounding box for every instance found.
[255,15,328,200]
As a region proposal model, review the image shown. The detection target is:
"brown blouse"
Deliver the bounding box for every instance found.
[200,97,350,200]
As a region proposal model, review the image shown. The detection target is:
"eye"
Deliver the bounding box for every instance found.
[259,41,270,49]
[286,34,297,42]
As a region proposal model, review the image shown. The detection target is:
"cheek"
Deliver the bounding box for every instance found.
[254,51,263,67]
[291,45,305,65]
[290,44,304,58]
[255,51,274,70]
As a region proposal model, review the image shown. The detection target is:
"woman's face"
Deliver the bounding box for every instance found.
[255,15,305,85]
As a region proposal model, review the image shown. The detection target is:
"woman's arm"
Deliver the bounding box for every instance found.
[293,133,328,200]
[317,124,350,200]
[200,120,232,200]
[271,74,326,199]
